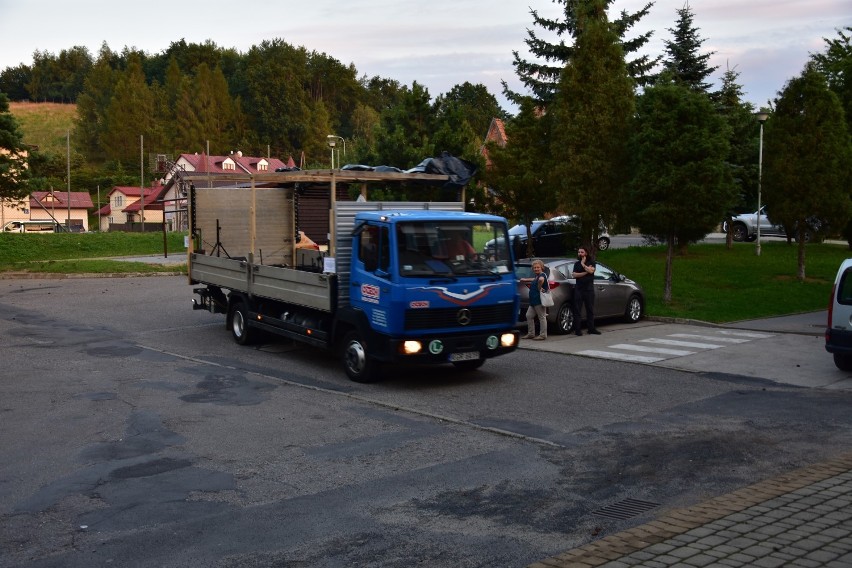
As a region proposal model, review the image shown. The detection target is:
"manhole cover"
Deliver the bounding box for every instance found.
[592,498,659,520]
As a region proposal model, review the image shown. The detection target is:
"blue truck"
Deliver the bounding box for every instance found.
[187,168,520,382]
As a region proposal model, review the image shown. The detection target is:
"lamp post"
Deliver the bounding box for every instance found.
[326,135,345,169]
[755,111,769,256]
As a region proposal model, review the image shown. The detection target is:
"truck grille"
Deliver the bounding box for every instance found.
[404,304,515,331]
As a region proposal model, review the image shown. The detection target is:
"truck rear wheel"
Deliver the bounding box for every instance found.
[229,300,255,345]
[342,331,381,383]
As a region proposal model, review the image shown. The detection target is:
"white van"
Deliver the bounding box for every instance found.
[2,220,60,233]
[825,258,852,370]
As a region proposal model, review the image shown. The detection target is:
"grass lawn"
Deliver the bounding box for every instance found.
[598,240,850,323]
[2,232,849,323]
[0,232,188,275]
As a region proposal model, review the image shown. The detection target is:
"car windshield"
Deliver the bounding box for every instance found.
[396,221,512,277]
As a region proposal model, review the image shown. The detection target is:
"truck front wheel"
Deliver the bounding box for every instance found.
[229,300,255,345]
[342,331,381,383]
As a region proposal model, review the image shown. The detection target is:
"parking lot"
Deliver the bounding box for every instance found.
[1,274,850,567]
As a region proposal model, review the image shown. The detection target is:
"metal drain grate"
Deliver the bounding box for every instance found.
[592,498,659,520]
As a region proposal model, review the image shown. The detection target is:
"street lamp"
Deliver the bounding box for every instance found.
[326,135,345,169]
[755,111,769,256]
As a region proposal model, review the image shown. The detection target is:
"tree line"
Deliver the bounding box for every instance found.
[485,0,850,292]
[0,37,507,193]
[1,0,850,292]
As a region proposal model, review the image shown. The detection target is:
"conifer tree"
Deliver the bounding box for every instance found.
[661,3,718,94]
[629,78,734,302]
[549,0,634,246]
[0,92,30,204]
[510,0,657,105]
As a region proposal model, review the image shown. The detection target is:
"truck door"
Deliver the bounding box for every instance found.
[351,223,393,333]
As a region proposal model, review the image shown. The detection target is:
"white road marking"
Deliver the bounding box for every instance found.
[576,350,664,363]
[640,338,725,349]
[668,333,750,344]
[607,343,695,356]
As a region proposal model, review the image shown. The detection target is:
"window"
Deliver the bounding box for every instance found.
[359,225,389,273]
[595,263,613,281]
[838,269,852,305]
[223,158,236,171]
[258,159,268,171]
[115,195,123,207]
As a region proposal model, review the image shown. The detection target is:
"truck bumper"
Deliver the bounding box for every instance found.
[374,329,521,366]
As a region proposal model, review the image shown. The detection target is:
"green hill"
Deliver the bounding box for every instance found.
[9,101,77,155]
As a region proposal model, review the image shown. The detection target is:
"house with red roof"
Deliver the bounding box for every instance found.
[95,184,165,232]
[1,190,94,232]
[480,118,508,169]
[158,151,291,232]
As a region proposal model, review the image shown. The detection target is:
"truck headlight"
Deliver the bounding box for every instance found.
[402,341,423,355]
[500,333,516,348]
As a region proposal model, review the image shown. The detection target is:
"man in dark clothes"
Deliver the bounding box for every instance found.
[571,245,600,335]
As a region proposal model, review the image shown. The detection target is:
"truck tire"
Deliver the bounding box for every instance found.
[229,300,255,345]
[342,331,381,383]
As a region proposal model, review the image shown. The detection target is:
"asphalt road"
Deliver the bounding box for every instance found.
[1,275,850,568]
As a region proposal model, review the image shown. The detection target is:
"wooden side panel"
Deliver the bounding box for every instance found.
[195,186,294,266]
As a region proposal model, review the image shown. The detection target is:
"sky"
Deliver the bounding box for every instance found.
[0,0,849,113]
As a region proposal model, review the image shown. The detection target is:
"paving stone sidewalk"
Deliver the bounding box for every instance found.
[530,453,852,568]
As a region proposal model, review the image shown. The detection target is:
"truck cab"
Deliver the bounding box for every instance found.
[341,210,519,379]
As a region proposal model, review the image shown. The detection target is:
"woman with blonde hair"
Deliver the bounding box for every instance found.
[521,258,548,340]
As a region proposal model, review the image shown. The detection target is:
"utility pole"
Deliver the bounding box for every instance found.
[66,131,71,231]
[140,135,145,233]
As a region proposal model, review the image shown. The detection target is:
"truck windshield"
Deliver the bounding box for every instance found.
[396,221,512,277]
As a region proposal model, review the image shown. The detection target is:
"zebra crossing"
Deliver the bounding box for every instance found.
[575,329,775,363]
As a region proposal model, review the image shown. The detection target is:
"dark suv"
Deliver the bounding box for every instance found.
[483,216,610,259]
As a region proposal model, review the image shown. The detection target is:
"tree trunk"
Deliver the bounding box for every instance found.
[797,226,807,282]
[664,236,674,304]
[724,215,733,249]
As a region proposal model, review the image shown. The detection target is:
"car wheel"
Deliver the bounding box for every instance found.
[453,359,486,372]
[555,303,574,334]
[731,223,748,242]
[229,300,255,345]
[597,236,610,251]
[833,353,852,372]
[342,330,381,383]
[623,294,643,323]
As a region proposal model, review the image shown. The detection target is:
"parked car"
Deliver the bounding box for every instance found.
[516,257,644,335]
[484,216,611,259]
[723,207,820,242]
[825,258,852,371]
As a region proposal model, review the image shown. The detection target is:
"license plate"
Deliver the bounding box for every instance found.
[449,351,479,362]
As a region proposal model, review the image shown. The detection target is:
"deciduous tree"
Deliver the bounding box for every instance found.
[483,98,556,257]
[762,64,852,281]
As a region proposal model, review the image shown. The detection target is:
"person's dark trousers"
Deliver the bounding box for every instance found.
[573,287,596,334]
